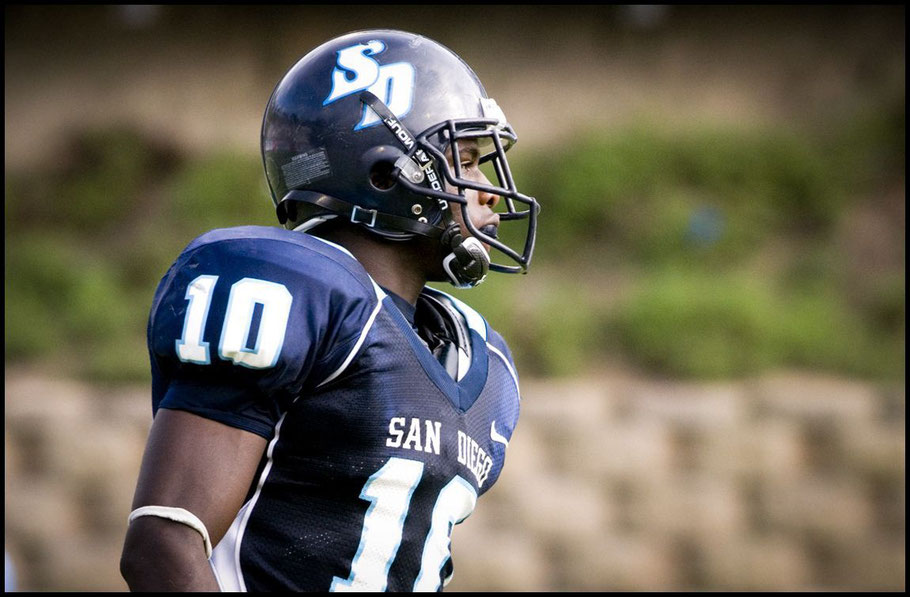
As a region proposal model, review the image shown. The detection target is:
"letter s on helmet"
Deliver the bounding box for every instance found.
[261,29,539,288]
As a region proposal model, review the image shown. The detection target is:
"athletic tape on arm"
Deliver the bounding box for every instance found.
[129,505,213,558]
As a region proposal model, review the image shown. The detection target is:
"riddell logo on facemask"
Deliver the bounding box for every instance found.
[323,40,416,130]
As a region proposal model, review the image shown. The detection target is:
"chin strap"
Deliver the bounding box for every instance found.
[440,222,490,288]
[281,190,442,239]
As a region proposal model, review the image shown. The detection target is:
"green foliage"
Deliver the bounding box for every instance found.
[609,269,903,379]
[506,102,903,379]
[4,97,905,382]
[168,152,274,235]
[5,232,148,380]
[611,270,776,378]
[827,94,906,189]
[522,123,845,268]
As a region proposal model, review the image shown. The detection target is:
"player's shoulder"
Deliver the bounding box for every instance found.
[149,226,384,399]
[177,225,377,299]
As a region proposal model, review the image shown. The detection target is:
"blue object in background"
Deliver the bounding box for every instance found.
[686,205,725,248]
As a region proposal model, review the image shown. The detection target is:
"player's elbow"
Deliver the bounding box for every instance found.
[120,522,174,590]
[119,540,144,589]
[121,517,211,590]
[120,527,157,589]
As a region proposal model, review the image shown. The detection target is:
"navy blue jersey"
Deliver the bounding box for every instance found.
[147,226,521,591]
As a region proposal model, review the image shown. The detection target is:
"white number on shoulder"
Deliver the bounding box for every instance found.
[176,275,292,369]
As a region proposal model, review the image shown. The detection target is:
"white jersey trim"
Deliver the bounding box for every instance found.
[210,412,289,591]
[486,342,520,399]
[316,287,383,388]
[298,232,386,388]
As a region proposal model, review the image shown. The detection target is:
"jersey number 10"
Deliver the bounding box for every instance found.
[176,275,293,369]
[331,457,478,592]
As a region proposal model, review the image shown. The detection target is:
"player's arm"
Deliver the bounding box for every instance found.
[120,408,267,591]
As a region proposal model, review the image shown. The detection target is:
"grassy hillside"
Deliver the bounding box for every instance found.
[5,98,904,382]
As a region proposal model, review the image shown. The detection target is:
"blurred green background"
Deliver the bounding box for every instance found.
[5,5,904,384]
[4,5,905,593]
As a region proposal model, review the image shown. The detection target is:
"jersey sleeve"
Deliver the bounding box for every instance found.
[147,227,378,439]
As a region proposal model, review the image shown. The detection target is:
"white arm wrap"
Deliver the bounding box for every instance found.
[129,505,213,558]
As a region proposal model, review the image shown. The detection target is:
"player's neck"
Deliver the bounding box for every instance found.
[312,224,427,305]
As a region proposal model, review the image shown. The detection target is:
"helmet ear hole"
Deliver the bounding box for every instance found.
[369,160,397,191]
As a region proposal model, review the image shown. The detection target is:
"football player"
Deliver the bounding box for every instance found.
[120,29,538,592]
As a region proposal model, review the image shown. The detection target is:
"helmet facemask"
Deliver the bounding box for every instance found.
[417,118,539,275]
[363,91,539,280]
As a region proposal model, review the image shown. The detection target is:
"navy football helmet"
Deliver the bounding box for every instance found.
[261,29,538,288]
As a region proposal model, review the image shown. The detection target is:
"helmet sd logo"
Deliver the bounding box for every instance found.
[323,40,416,130]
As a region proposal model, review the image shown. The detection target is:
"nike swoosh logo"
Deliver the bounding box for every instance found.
[490,421,509,448]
